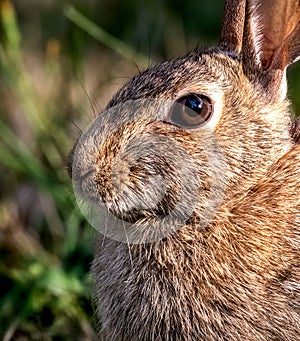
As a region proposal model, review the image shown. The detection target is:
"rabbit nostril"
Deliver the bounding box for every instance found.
[80,169,95,181]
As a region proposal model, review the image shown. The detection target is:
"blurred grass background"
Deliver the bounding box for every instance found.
[0,0,299,340]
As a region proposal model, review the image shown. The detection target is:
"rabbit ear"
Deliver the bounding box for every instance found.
[250,0,300,71]
[221,0,300,67]
[221,0,300,98]
[220,0,246,54]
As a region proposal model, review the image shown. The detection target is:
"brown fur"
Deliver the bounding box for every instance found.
[68,0,300,340]
[292,117,300,143]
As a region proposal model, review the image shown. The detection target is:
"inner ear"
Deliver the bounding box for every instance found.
[247,0,300,71]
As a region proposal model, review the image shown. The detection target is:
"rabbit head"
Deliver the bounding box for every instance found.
[68,0,300,340]
[70,0,299,240]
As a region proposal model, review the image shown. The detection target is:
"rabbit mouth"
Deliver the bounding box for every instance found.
[106,191,178,224]
[109,207,159,224]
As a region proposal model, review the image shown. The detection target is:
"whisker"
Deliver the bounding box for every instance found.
[101,207,108,247]
[70,117,83,136]
[75,75,99,119]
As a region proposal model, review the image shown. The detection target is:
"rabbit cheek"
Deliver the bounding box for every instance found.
[95,143,180,223]
[92,121,204,230]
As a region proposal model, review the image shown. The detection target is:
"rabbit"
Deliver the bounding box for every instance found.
[68,0,300,340]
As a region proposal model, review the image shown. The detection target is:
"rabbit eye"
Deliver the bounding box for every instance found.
[170,94,213,128]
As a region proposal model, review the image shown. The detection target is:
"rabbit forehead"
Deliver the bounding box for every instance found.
[108,50,240,106]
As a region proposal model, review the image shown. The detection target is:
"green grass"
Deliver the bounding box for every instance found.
[64,5,150,68]
[0,1,96,339]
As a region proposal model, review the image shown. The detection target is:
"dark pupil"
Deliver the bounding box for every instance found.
[186,95,203,116]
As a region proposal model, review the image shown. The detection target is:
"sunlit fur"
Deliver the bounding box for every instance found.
[68,1,300,340]
[87,50,300,341]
